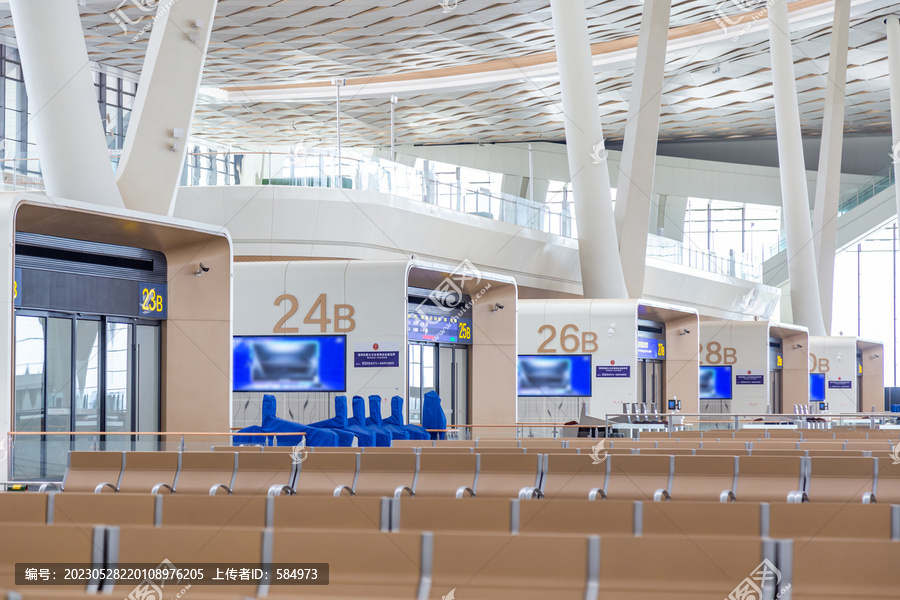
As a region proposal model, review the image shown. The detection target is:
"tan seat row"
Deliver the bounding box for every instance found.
[2,520,898,599]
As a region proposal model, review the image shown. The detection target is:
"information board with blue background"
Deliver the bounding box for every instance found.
[138,281,167,319]
[637,337,665,360]
[233,335,346,392]
[518,355,592,397]
[407,312,473,344]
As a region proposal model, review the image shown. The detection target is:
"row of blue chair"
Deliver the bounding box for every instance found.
[235,394,436,447]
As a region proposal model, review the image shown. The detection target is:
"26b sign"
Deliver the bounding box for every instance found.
[273,293,355,333]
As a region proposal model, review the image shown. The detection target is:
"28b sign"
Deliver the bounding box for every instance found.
[273,293,355,333]
[699,341,737,365]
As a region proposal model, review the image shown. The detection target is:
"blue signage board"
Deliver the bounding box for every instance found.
[637,337,666,360]
[736,375,764,385]
[407,312,472,344]
[828,380,852,389]
[139,282,167,319]
[596,365,631,378]
[354,351,400,368]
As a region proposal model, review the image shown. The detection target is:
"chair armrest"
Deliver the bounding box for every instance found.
[94,482,118,494]
[39,483,61,493]
[862,492,877,504]
[333,485,355,497]
[588,488,607,501]
[455,486,475,499]
[720,490,737,503]
[151,483,175,495]
[787,490,809,503]
[267,484,295,497]
[209,484,233,496]
[653,489,671,502]
[393,486,414,499]
[518,486,543,500]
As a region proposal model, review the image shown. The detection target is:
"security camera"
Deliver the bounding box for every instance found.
[491,303,505,312]
[195,263,210,276]
[680,329,690,335]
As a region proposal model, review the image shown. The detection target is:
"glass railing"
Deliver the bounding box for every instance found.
[764,165,896,260]
[0,148,762,282]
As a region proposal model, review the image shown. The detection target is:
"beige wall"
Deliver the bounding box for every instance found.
[663,314,700,415]
[860,342,885,413]
[774,326,809,412]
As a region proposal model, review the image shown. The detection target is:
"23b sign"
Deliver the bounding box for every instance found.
[139,283,167,319]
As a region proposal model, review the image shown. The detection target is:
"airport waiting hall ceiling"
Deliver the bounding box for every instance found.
[0,0,896,149]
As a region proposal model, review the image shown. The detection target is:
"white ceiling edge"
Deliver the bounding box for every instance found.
[198,0,880,104]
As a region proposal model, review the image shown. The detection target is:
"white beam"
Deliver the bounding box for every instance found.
[812,0,850,334]
[8,0,123,208]
[117,0,219,216]
[550,0,627,299]
[886,16,900,238]
[614,0,672,298]
[767,0,826,336]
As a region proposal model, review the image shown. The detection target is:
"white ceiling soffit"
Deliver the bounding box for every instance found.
[0,0,896,148]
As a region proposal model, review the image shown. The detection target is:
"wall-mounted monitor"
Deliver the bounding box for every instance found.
[699,365,732,400]
[233,335,346,392]
[809,373,826,402]
[517,355,592,397]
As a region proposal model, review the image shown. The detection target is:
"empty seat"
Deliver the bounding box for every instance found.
[471,453,542,499]
[476,439,521,448]
[518,499,635,535]
[0,524,104,590]
[768,503,893,540]
[293,452,357,496]
[806,456,875,503]
[59,451,123,493]
[599,455,672,501]
[875,456,900,503]
[539,454,606,500]
[641,502,761,538]
[0,493,46,523]
[430,532,598,600]
[272,496,385,530]
[392,497,511,533]
[353,453,417,497]
[694,448,750,456]
[670,455,737,502]
[173,452,236,495]
[417,446,474,454]
[227,452,295,496]
[269,529,423,597]
[160,495,268,528]
[792,538,900,599]
[637,448,696,456]
[414,454,478,497]
[734,456,804,502]
[50,493,156,526]
[108,525,267,597]
[213,445,261,452]
[116,452,179,494]
[596,536,765,598]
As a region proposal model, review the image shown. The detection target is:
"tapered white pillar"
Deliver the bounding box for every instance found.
[614,0,672,298]
[811,1,850,334]
[887,17,900,232]
[117,0,219,216]
[550,0,628,299]
[8,0,123,207]
[767,0,826,336]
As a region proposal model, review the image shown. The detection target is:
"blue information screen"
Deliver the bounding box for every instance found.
[233,335,346,392]
[699,366,732,400]
[407,312,472,344]
[518,355,592,397]
[809,373,826,401]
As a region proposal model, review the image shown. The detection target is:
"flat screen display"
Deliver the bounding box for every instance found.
[699,366,732,400]
[809,373,826,402]
[517,355,592,397]
[233,335,346,392]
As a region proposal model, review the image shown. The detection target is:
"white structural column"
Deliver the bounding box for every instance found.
[8,0,123,208]
[887,17,900,233]
[117,0,219,216]
[767,0,826,336]
[550,0,628,299]
[811,1,850,334]
[613,0,672,298]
